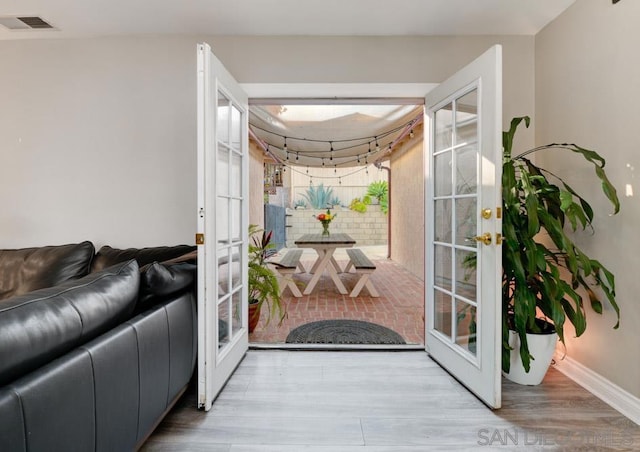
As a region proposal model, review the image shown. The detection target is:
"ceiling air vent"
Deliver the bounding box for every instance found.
[0,16,55,31]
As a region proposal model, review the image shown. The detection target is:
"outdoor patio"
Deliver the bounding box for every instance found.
[249,245,425,345]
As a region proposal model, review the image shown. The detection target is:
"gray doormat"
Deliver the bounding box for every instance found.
[285,319,406,345]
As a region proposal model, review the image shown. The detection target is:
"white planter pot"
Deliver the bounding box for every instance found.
[503,329,557,385]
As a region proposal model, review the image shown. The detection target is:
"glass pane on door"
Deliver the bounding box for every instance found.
[434,289,452,336]
[431,87,480,353]
[455,300,477,356]
[217,92,230,145]
[435,104,453,152]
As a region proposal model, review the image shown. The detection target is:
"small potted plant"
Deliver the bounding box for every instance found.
[248,225,286,332]
[367,180,388,206]
[501,117,620,384]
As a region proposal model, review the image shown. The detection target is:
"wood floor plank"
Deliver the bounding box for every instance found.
[142,351,640,451]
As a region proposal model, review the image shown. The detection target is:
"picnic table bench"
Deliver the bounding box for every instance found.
[344,248,380,297]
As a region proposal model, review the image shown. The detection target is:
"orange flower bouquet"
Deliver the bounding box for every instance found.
[316,209,336,236]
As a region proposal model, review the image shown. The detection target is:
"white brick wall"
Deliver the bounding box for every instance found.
[285,205,388,246]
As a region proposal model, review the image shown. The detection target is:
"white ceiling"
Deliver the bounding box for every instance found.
[0,0,576,40]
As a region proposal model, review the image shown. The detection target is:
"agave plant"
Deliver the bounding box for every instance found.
[302,183,335,209]
[502,116,620,373]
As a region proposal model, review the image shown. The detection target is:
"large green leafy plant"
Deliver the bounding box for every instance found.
[502,117,620,373]
[248,225,286,326]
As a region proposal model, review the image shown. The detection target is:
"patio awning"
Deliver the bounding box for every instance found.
[249,102,423,168]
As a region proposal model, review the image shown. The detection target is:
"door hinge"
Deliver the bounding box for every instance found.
[496,207,502,219]
[195,233,205,245]
[495,233,503,245]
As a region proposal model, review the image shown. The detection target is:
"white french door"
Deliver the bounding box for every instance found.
[196,43,249,411]
[424,45,503,408]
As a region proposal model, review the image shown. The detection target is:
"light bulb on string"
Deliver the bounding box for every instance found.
[283,136,287,151]
[339,177,342,185]
[306,166,309,174]
[334,165,337,174]
[296,152,299,161]
[368,142,372,154]
[375,137,380,152]
[286,151,289,161]
[388,144,392,154]
[409,129,415,139]
[321,158,325,167]
[357,155,360,163]
[330,142,334,161]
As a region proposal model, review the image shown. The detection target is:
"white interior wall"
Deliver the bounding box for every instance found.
[0,35,534,249]
[535,0,640,398]
[0,38,197,248]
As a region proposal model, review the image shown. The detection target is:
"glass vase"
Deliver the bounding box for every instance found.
[321,222,330,236]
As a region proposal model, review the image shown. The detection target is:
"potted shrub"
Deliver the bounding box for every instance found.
[367,180,388,207]
[501,117,620,384]
[248,225,286,332]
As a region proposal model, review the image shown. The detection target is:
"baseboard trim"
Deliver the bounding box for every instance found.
[553,356,640,425]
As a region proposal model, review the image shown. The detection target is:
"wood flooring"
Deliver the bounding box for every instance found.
[142,351,640,451]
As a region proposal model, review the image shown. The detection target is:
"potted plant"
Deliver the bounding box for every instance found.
[248,224,286,332]
[501,116,620,384]
[367,180,388,206]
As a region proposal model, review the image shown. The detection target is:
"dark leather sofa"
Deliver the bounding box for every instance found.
[0,242,198,451]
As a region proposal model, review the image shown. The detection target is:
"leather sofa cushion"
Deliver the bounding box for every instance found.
[137,261,196,312]
[0,241,95,301]
[91,245,196,273]
[0,260,139,386]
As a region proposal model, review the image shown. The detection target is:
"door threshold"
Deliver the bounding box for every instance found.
[249,343,424,351]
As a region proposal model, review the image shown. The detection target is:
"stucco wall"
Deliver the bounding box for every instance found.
[390,134,425,279]
[249,142,265,228]
[535,0,640,398]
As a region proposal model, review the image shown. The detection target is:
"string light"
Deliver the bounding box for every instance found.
[285,162,372,180]
[409,129,415,139]
[334,165,337,174]
[249,114,421,164]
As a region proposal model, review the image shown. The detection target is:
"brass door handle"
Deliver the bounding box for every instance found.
[474,233,492,246]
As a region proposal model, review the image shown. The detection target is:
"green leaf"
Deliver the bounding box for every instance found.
[503,116,530,159]
[561,180,594,225]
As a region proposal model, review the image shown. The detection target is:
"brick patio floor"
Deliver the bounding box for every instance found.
[249,246,425,345]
